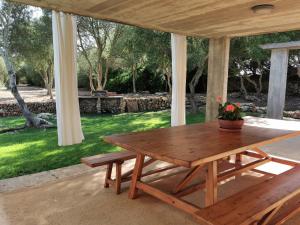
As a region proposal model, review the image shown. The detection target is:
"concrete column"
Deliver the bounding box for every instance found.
[267,49,289,119]
[206,37,230,122]
[171,33,187,127]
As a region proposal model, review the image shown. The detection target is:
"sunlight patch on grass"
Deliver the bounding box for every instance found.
[0,111,205,179]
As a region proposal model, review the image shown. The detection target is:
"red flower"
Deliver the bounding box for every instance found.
[225,104,235,112]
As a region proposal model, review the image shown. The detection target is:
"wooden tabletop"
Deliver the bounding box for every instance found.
[104,122,299,168]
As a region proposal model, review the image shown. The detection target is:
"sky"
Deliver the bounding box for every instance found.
[31,6,43,19]
[0,0,43,19]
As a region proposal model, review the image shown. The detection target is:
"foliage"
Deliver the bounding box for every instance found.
[77,17,124,91]
[114,26,147,93]
[230,32,300,97]
[218,100,243,121]
[2,0,300,96]
[0,111,205,179]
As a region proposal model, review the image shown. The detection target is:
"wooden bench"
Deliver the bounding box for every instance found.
[81,151,181,195]
[81,151,136,194]
[194,166,300,225]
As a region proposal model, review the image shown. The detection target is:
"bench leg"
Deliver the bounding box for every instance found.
[115,161,123,194]
[104,163,113,188]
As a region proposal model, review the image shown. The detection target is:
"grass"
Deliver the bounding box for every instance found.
[0,111,205,179]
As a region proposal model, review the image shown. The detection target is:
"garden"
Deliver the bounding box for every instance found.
[1,0,300,181]
[0,111,204,179]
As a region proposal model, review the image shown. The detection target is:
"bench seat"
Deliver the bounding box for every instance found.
[195,166,300,225]
[81,151,136,167]
[81,151,136,194]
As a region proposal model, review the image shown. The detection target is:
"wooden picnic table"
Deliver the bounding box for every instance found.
[104,121,300,215]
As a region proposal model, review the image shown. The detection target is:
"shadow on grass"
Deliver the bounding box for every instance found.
[0,111,205,179]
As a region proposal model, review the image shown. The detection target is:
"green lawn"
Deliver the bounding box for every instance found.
[0,111,205,179]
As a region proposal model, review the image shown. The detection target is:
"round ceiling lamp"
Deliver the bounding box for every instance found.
[251,4,275,14]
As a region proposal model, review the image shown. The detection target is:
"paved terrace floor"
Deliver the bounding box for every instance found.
[0,117,299,225]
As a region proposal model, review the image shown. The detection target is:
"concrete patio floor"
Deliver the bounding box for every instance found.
[0,117,300,225]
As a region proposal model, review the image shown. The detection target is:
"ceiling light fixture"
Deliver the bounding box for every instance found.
[251,4,275,14]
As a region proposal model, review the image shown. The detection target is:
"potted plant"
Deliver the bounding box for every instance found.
[217,96,244,131]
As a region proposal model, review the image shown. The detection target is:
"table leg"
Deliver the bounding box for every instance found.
[128,153,145,199]
[235,153,242,168]
[205,161,218,207]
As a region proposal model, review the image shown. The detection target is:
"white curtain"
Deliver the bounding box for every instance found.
[171,33,187,127]
[52,11,84,146]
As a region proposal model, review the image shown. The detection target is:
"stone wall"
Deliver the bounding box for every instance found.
[0,101,56,117]
[0,94,172,117]
[2,94,300,119]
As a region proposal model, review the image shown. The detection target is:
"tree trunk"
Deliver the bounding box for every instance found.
[240,76,249,99]
[258,74,263,95]
[1,49,52,128]
[41,70,52,100]
[47,63,54,100]
[188,67,204,114]
[132,65,136,93]
[96,62,103,91]
[10,72,51,127]
[103,59,109,90]
[77,27,96,93]
[166,74,172,94]
[245,76,260,94]
[88,67,95,94]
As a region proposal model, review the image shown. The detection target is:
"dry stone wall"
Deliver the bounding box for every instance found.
[0,95,172,117]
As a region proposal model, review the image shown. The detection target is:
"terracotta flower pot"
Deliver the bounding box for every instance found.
[218,119,244,131]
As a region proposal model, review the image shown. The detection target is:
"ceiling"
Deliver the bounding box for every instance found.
[10,0,300,38]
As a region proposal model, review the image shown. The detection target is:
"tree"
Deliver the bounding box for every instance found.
[187,37,208,113]
[0,56,7,86]
[115,26,146,93]
[77,17,124,92]
[0,1,51,128]
[12,10,54,99]
[30,11,54,99]
[231,32,300,99]
[133,29,172,93]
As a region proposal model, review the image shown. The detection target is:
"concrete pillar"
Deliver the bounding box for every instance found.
[205,37,230,122]
[171,33,187,127]
[267,49,289,119]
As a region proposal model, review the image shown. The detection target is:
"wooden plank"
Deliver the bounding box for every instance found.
[205,161,218,207]
[176,159,271,198]
[81,151,136,167]
[104,163,113,188]
[136,181,200,215]
[121,158,156,179]
[270,195,300,225]
[242,151,300,166]
[194,166,300,225]
[104,121,298,168]
[220,158,271,181]
[115,162,122,194]
[9,0,300,38]
[121,165,180,183]
[205,37,230,122]
[128,153,145,199]
[173,165,205,194]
